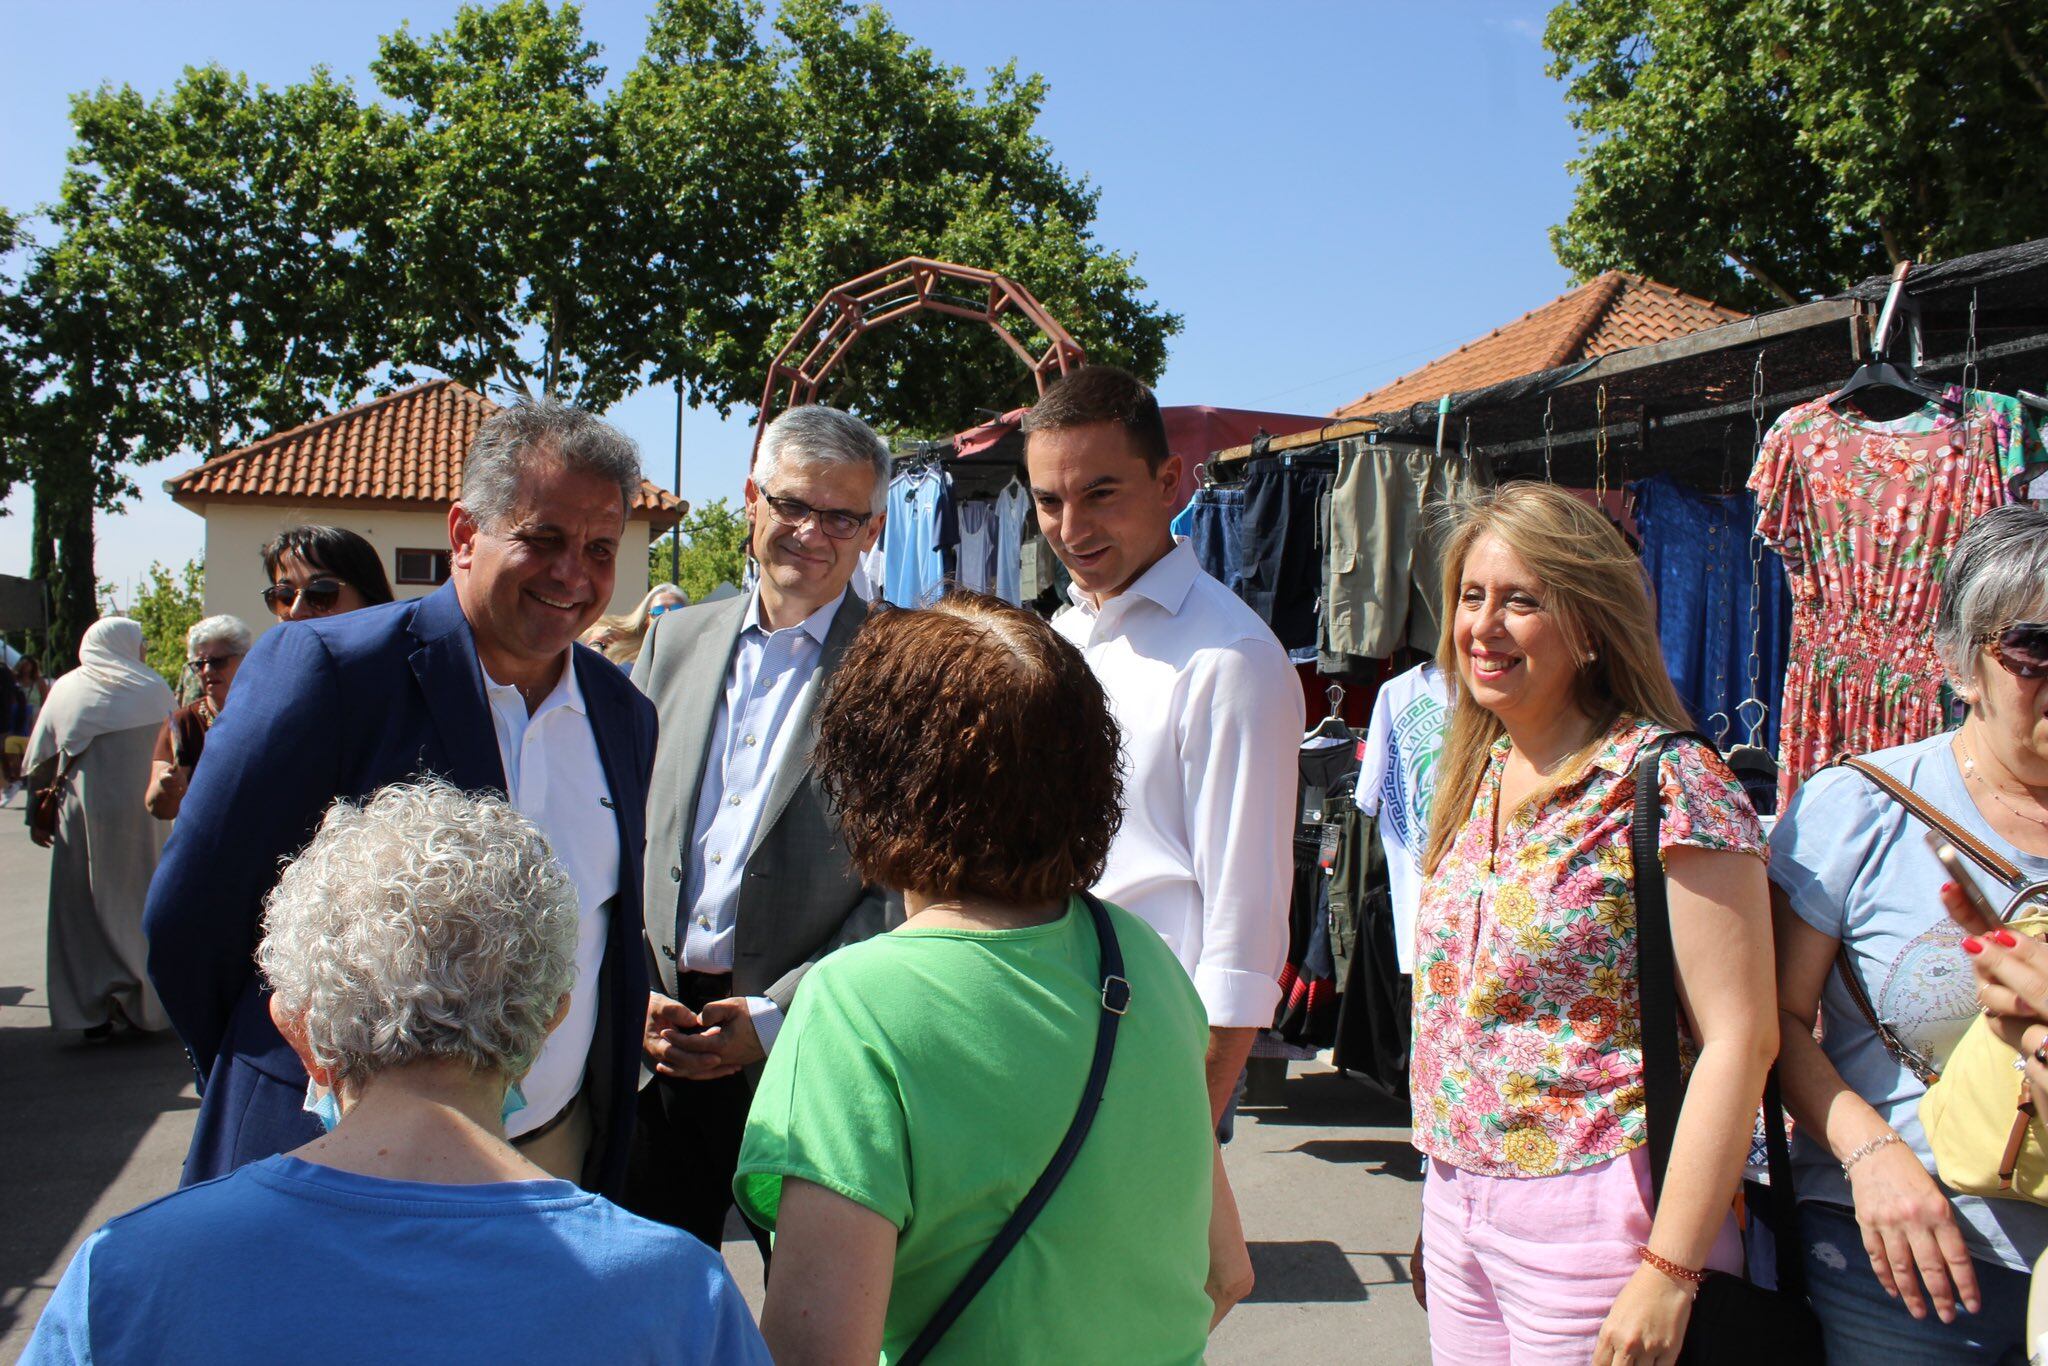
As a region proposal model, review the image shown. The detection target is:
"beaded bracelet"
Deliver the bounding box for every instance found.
[1636,1245,1706,1292]
[1840,1132,1903,1176]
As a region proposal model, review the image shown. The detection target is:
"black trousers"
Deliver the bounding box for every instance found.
[619,971,774,1261]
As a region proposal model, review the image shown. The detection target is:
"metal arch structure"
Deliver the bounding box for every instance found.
[750,257,1087,464]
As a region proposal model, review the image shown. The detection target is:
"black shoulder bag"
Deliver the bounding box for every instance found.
[1632,733,1823,1364]
[897,891,1133,1365]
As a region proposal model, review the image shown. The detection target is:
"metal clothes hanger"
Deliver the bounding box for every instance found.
[1305,684,1352,741]
[1828,261,1961,417]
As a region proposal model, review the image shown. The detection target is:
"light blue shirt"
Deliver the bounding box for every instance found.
[23,1156,770,1365]
[882,466,953,608]
[680,589,843,1046]
[1771,732,2048,1271]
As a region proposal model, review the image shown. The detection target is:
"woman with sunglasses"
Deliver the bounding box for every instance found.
[145,615,253,822]
[1770,503,2048,1363]
[260,525,395,622]
[583,583,689,669]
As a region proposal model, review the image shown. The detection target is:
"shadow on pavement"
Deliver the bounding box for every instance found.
[1244,1240,1371,1302]
[1289,1137,1425,1181]
[0,1022,197,1341]
[1240,1067,1408,1129]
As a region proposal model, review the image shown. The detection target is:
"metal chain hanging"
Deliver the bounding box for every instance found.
[1542,398,1555,483]
[1739,350,1769,750]
[1594,384,1611,507]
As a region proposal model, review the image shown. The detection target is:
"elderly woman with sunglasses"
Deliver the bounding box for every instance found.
[260,524,395,622]
[144,615,253,821]
[1770,504,2048,1364]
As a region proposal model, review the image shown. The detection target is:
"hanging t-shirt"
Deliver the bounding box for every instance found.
[882,465,959,609]
[1749,388,2046,806]
[993,480,1031,606]
[735,897,1215,1364]
[956,500,994,593]
[1355,661,1450,974]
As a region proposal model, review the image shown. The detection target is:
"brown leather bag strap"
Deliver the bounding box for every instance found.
[1836,755,2025,888]
[1821,753,2022,1087]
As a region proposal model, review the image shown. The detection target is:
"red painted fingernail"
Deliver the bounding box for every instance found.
[1942,882,1959,897]
[1963,937,1985,955]
[1993,929,2018,948]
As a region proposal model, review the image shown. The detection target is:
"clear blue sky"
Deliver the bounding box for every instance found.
[0,0,1582,603]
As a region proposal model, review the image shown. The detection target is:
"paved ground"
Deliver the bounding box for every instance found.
[0,813,1428,1361]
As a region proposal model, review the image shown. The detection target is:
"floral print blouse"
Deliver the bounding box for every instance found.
[1410,716,1766,1179]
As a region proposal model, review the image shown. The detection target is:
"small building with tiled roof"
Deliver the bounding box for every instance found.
[1334,272,1748,418]
[166,379,684,637]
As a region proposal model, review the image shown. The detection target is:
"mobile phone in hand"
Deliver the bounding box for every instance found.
[1926,830,2000,936]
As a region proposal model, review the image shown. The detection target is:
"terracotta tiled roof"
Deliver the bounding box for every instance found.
[1334,273,1748,418]
[165,379,684,526]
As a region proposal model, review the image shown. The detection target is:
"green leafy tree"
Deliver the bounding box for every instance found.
[648,497,750,602]
[18,66,389,669]
[746,0,1179,428]
[367,1,664,406]
[119,560,207,689]
[1545,0,2048,307]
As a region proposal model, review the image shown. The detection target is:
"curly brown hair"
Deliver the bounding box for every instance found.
[814,591,1124,903]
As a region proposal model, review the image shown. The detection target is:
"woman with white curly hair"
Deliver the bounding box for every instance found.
[24,780,769,1366]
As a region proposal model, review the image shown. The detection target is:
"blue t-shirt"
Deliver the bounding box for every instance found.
[23,1156,770,1365]
[1770,734,2048,1270]
[882,466,958,609]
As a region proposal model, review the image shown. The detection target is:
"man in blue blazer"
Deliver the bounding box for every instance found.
[143,400,658,1197]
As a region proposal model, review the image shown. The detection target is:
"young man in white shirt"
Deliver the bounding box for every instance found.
[1023,366,1302,1131]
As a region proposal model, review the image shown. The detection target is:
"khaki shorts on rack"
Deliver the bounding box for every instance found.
[1323,441,1486,662]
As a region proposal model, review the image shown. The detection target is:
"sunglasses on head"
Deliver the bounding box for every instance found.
[262,577,344,615]
[1982,621,2048,680]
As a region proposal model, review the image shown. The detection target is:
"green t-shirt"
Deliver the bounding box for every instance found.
[734,896,1215,1364]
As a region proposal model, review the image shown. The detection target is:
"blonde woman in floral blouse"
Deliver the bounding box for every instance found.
[1410,483,1779,1366]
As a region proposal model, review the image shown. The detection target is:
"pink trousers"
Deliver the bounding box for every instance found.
[1420,1147,1743,1365]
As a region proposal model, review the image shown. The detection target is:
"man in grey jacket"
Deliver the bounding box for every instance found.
[625,405,895,1250]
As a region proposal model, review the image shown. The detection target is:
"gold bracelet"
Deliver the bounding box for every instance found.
[1636,1244,1706,1291]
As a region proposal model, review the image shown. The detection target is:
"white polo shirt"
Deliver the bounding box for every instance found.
[1053,538,1302,1028]
[479,652,619,1136]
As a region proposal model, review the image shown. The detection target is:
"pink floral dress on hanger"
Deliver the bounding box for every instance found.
[1748,388,2044,807]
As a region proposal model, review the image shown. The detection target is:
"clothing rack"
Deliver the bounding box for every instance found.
[1206,418,1380,474]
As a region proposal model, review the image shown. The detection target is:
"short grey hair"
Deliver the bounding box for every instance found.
[255,780,578,1091]
[1936,503,2048,693]
[186,614,252,658]
[755,405,892,515]
[461,399,642,531]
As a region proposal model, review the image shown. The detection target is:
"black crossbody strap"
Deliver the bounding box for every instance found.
[1634,731,1806,1294]
[1632,731,1698,1207]
[898,892,1131,1365]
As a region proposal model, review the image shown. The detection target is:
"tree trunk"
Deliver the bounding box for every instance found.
[30,456,97,678]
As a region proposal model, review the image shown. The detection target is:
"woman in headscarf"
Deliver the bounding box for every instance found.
[23,618,177,1041]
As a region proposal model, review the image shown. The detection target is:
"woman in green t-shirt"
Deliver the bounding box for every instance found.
[735,591,1253,1364]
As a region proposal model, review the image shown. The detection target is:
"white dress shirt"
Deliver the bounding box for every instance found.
[678,589,843,1050]
[479,653,619,1137]
[1054,538,1302,1028]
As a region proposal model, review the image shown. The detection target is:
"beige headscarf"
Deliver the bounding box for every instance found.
[23,618,176,770]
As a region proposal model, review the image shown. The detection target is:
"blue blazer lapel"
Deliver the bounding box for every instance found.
[405,583,507,793]
[575,645,646,908]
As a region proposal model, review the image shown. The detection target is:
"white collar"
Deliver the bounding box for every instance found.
[480,650,585,720]
[1065,537,1201,618]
